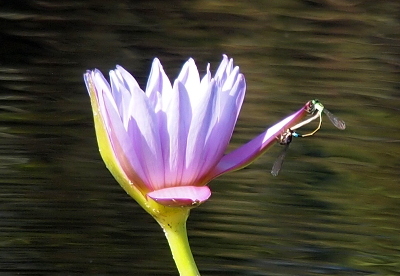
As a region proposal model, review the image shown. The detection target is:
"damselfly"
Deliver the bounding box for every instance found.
[311,99,346,130]
[290,99,345,137]
[270,99,345,176]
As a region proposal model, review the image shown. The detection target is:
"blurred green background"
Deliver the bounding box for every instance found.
[0,0,399,275]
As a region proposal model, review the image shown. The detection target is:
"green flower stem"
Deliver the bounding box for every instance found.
[155,207,200,276]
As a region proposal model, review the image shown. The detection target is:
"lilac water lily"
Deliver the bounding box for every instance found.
[84,55,311,275]
[84,55,310,208]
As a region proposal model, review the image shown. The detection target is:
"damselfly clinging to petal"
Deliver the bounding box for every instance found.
[271,99,346,176]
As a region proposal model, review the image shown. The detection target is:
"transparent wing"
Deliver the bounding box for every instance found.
[271,143,290,177]
[323,109,346,130]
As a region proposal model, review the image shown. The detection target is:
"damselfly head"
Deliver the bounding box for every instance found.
[306,99,324,115]
[305,100,315,114]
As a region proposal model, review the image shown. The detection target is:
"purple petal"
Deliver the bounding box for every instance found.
[200,63,211,86]
[125,80,165,190]
[90,67,165,192]
[85,71,150,193]
[100,88,148,184]
[177,58,201,101]
[180,79,217,184]
[109,70,132,123]
[145,58,172,108]
[115,65,141,95]
[159,79,190,187]
[147,186,211,207]
[214,54,229,82]
[199,73,246,176]
[208,103,311,180]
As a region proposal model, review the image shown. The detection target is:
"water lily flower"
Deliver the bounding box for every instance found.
[84,55,311,275]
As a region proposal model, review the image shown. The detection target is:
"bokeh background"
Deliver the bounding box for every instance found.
[1,0,399,275]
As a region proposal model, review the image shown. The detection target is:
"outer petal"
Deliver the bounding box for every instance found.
[84,71,149,208]
[101,87,149,191]
[206,102,312,182]
[147,186,211,207]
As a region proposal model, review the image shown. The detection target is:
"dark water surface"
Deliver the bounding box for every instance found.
[1,1,399,275]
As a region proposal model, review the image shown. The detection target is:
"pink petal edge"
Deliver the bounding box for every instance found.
[147,186,211,207]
